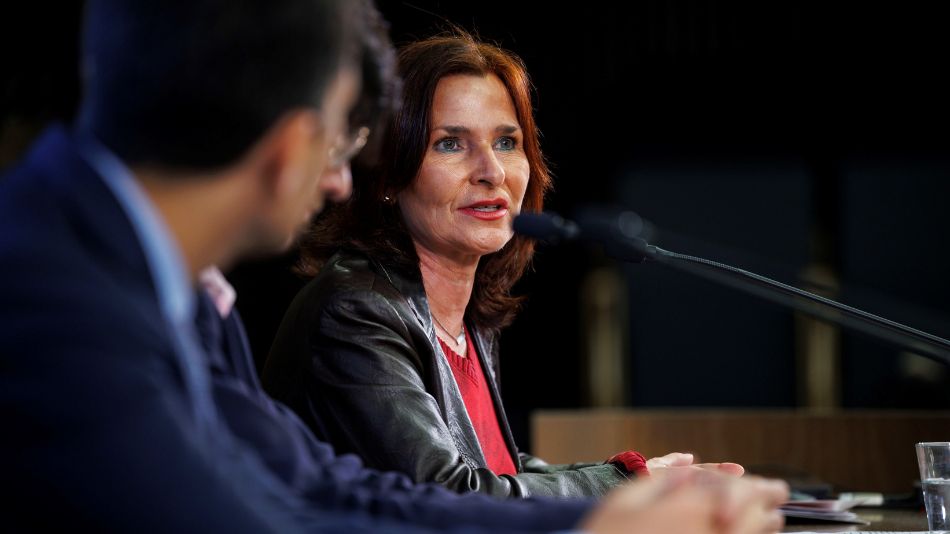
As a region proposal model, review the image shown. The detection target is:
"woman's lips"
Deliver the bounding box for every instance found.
[460,206,509,220]
[460,199,509,220]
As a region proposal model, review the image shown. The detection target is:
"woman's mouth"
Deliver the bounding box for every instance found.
[460,199,509,220]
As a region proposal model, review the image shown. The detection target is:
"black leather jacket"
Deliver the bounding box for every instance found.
[263,249,628,498]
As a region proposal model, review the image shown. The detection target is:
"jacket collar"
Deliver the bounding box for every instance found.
[370,256,434,338]
[24,125,154,293]
[368,255,500,367]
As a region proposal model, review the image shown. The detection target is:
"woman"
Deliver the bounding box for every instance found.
[264,31,741,497]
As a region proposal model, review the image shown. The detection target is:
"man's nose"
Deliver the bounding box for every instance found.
[320,162,353,203]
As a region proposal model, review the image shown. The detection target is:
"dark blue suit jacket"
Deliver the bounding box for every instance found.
[0,127,592,532]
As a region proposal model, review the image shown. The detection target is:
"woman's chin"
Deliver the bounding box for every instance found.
[461,233,515,258]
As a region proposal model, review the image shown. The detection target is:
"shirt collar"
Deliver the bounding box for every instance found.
[198,266,237,318]
[77,134,196,326]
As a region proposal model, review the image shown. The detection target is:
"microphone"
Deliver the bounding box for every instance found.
[512,212,579,243]
[513,210,950,365]
[514,211,657,263]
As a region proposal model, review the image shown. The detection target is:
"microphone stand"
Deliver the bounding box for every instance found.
[517,212,950,366]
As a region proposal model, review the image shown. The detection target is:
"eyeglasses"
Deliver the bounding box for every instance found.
[328,126,371,168]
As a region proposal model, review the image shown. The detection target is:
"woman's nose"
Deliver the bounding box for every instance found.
[469,144,505,187]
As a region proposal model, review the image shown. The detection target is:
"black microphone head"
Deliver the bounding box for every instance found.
[512,212,580,242]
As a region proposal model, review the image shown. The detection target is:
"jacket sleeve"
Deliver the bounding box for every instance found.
[302,289,629,498]
[518,453,627,475]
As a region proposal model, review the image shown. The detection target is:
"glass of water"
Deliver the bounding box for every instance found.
[917,442,950,532]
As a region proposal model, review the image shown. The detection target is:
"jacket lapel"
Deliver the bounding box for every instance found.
[372,257,490,468]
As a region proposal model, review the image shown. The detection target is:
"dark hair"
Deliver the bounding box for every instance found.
[76,0,363,170]
[299,30,552,331]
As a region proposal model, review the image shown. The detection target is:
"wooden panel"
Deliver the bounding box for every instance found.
[532,409,950,492]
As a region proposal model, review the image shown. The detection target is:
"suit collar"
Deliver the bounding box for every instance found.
[22,125,154,293]
[77,132,195,327]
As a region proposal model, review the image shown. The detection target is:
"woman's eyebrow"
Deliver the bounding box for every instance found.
[432,125,470,135]
[431,124,521,135]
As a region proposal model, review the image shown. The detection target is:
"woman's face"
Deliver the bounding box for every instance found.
[398,74,530,264]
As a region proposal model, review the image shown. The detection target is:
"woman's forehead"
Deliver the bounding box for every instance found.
[429,74,519,130]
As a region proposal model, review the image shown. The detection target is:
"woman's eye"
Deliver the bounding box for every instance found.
[494,136,516,151]
[434,138,462,152]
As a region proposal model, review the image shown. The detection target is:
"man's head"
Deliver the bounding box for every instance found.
[76,0,394,257]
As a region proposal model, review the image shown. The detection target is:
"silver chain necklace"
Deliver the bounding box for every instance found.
[431,313,465,347]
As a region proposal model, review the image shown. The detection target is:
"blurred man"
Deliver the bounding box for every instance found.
[0,0,387,530]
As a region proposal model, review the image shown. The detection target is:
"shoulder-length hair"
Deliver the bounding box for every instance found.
[298,30,552,331]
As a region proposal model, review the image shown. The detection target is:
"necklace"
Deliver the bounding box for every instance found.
[432,313,465,347]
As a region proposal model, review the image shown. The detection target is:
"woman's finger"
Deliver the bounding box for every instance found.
[647,452,694,470]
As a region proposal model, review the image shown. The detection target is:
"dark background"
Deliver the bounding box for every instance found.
[3,1,949,450]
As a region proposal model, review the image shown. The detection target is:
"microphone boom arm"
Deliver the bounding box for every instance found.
[513,211,950,366]
[648,245,950,366]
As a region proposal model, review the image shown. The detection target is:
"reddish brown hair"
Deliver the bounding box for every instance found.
[298,30,552,331]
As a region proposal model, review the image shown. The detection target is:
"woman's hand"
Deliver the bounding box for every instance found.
[648,451,745,477]
[580,469,788,534]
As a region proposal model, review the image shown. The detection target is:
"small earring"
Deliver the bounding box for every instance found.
[383,195,395,205]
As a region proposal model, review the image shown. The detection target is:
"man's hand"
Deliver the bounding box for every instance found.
[581,469,788,534]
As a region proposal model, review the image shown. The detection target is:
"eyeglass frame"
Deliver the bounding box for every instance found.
[328,126,371,168]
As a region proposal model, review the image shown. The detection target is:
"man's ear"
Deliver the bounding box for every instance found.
[249,109,324,201]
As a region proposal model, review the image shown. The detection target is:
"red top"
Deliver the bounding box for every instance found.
[438,328,517,476]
